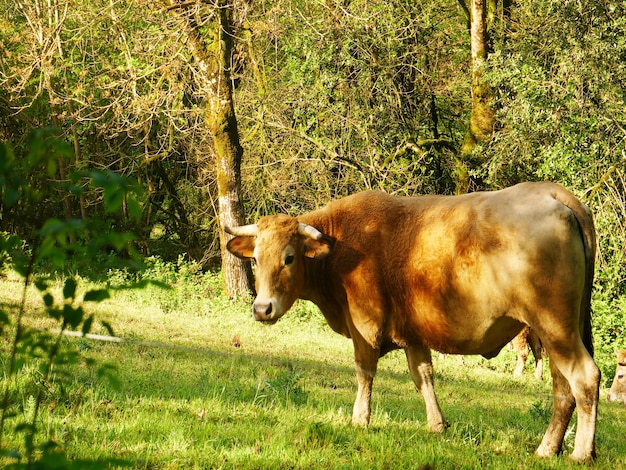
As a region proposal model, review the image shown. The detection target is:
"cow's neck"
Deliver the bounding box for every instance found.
[298,210,350,337]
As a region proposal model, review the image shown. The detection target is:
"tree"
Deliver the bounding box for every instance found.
[234,0,467,209]
[456,0,501,192]
[461,0,494,154]
[164,0,252,296]
[480,0,626,360]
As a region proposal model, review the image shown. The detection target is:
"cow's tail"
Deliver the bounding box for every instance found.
[552,184,597,358]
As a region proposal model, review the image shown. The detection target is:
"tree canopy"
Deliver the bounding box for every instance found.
[1,0,624,307]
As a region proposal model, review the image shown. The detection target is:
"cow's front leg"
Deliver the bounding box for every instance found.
[405,344,447,432]
[351,338,380,426]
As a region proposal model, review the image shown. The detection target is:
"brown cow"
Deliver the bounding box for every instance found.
[608,349,626,404]
[511,326,544,380]
[225,182,599,462]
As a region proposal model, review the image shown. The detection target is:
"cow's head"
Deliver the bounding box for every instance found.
[225,215,333,323]
[608,349,626,404]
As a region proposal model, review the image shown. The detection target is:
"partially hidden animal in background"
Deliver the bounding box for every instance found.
[608,349,626,404]
[225,182,599,462]
[511,326,544,380]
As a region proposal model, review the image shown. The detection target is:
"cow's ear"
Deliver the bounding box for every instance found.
[226,236,255,259]
[303,236,333,259]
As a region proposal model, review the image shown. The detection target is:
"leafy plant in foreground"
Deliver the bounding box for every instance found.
[0,129,156,468]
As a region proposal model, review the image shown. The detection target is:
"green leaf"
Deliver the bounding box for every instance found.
[84,289,110,302]
[3,187,20,207]
[35,279,49,291]
[101,321,115,336]
[63,278,78,300]
[69,184,84,196]
[38,217,64,237]
[126,195,142,221]
[43,293,54,307]
[46,156,58,178]
[0,141,15,171]
[82,314,94,335]
[103,184,125,212]
[63,304,84,329]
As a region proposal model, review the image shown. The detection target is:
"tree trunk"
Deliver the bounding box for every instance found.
[458,0,496,192]
[209,4,254,297]
[462,0,494,155]
[165,0,252,297]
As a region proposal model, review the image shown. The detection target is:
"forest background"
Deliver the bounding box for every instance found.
[1,1,625,366]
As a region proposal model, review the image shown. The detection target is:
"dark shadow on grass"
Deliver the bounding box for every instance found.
[65,333,553,431]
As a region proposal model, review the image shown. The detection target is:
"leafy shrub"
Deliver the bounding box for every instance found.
[593,294,626,387]
[0,130,157,467]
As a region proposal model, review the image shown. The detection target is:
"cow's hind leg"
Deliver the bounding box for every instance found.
[536,341,599,462]
[405,344,447,432]
[535,361,575,458]
[528,330,544,380]
[564,349,599,462]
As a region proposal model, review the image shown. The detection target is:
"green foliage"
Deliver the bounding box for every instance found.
[2,0,622,306]
[484,1,626,190]
[238,0,466,217]
[592,294,626,386]
[0,131,155,467]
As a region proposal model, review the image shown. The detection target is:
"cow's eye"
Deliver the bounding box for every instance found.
[284,254,295,266]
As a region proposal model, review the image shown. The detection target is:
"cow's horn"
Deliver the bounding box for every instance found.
[298,223,324,240]
[224,224,258,237]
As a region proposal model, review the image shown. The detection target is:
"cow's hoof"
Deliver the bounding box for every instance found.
[429,420,448,433]
[569,448,595,464]
[351,416,370,427]
[534,444,558,459]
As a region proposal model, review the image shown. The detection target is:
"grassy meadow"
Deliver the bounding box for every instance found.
[1,264,625,469]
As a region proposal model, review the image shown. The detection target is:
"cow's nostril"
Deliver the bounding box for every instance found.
[253,301,274,320]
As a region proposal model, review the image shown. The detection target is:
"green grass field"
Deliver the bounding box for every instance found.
[1,270,625,469]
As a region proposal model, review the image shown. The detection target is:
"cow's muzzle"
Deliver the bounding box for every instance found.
[252,298,279,323]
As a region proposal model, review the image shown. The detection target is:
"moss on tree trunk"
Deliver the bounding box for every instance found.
[165,0,252,297]
[458,0,496,193]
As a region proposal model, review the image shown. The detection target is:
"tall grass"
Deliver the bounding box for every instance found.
[1,264,625,469]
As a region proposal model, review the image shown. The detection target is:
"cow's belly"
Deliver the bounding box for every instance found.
[399,242,537,353]
[397,271,529,355]
[405,309,525,356]
[447,317,524,357]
